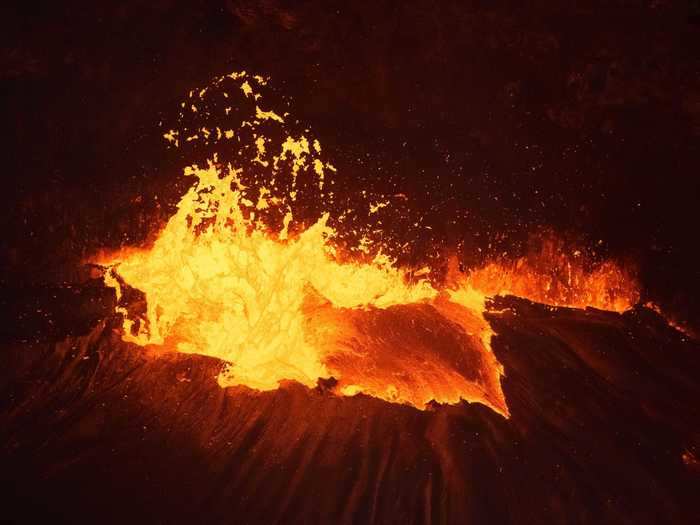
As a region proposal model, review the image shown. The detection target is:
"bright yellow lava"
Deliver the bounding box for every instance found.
[98,71,639,416]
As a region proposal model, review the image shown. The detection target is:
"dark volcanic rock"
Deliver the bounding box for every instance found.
[1,297,697,524]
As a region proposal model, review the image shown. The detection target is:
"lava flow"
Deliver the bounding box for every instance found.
[97,71,639,416]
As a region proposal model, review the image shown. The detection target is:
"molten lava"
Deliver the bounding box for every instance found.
[98,71,640,416]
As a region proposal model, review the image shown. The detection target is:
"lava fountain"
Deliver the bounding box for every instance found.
[96,71,639,416]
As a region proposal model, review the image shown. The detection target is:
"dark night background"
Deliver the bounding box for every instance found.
[1,0,699,335]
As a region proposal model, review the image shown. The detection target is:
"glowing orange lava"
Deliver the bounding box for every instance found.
[462,236,639,313]
[98,71,640,416]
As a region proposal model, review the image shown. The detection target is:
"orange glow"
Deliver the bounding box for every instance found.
[97,71,641,416]
[459,237,639,313]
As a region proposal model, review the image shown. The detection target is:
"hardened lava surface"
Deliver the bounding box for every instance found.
[1,292,698,525]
